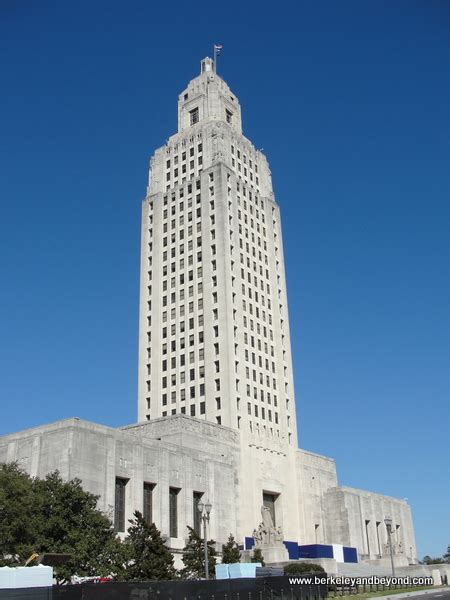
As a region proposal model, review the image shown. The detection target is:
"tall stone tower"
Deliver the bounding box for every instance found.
[137,58,304,542]
[138,58,298,449]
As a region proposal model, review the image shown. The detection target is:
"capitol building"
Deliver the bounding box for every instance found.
[0,58,416,569]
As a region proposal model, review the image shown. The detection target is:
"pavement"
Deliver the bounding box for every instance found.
[373,588,450,600]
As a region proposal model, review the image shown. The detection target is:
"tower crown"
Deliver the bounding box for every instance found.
[177,58,242,135]
[200,57,214,73]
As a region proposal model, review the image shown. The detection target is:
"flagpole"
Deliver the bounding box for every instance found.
[213,44,222,73]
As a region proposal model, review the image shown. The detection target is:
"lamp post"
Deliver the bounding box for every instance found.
[384,517,395,577]
[197,499,212,579]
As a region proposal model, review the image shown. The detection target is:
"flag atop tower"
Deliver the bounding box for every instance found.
[213,44,223,71]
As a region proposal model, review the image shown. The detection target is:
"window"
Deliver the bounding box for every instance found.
[226,109,233,124]
[376,522,382,556]
[365,520,371,555]
[114,478,128,532]
[143,482,155,525]
[169,487,180,537]
[190,107,199,125]
[193,491,203,535]
[263,492,278,526]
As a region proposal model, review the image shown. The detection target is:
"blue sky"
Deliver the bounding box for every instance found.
[0,1,449,558]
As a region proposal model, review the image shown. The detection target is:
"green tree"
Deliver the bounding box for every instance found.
[0,463,36,565]
[251,547,265,566]
[0,463,125,582]
[122,511,175,581]
[33,471,126,582]
[181,526,217,579]
[284,562,325,574]
[423,555,444,565]
[221,534,241,564]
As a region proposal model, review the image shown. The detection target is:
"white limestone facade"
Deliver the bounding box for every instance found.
[0,417,239,568]
[0,416,416,565]
[138,57,296,443]
[0,58,417,567]
[324,487,416,561]
[137,57,304,546]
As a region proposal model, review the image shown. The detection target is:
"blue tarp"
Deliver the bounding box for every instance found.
[244,536,255,550]
[284,541,300,559]
[244,539,358,563]
[298,544,334,559]
[343,546,358,563]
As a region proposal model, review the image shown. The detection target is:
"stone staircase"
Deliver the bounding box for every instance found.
[336,562,393,577]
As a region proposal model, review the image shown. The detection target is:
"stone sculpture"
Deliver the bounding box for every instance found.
[252,506,289,563]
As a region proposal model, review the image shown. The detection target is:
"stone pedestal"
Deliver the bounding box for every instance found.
[258,544,289,564]
[431,569,442,586]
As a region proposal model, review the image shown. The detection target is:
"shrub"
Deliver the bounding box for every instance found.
[284,562,325,574]
[251,548,265,566]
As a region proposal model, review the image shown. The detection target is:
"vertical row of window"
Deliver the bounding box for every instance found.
[146,179,206,419]
[208,172,222,425]
[145,168,224,423]
[114,477,204,538]
[272,206,292,443]
[114,477,127,533]
[230,144,294,443]
[169,486,179,537]
[231,176,284,439]
[230,143,259,188]
[165,137,203,191]
[370,520,402,556]
[144,195,154,418]
[143,482,154,525]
